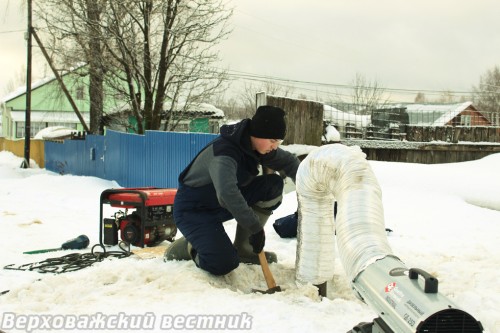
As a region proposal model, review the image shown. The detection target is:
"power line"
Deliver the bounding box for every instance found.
[0,29,25,34]
[228,8,498,97]
[227,70,477,96]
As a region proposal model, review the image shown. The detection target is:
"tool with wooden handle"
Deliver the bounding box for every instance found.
[252,251,282,294]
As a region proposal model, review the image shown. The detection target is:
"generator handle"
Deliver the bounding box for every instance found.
[408,268,438,294]
[99,188,151,248]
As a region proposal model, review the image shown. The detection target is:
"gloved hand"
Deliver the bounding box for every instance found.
[249,229,265,254]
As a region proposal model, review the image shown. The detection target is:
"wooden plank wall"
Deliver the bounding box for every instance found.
[253,93,500,163]
[0,137,45,167]
[258,93,324,146]
[358,144,500,164]
[406,126,500,143]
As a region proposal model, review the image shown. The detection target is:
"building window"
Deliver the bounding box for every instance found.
[49,122,77,129]
[76,86,85,100]
[209,121,219,134]
[16,122,24,138]
[176,122,190,132]
[15,122,79,138]
[15,122,50,138]
[460,115,471,126]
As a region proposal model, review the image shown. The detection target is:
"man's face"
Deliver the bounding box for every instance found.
[250,136,283,155]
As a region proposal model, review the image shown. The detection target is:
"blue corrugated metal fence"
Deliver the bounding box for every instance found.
[44,130,218,188]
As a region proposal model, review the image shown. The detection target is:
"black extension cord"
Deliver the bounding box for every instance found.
[3,242,131,275]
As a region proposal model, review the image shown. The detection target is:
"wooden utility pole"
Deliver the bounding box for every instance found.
[32,30,90,132]
[21,0,32,169]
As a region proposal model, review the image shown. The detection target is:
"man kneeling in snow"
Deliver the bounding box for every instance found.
[164,106,300,275]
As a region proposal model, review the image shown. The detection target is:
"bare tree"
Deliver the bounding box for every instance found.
[414,92,426,103]
[33,0,106,133]
[4,67,27,95]
[473,65,500,114]
[216,96,244,121]
[34,0,232,134]
[86,0,105,134]
[436,91,454,103]
[327,73,389,114]
[349,73,389,114]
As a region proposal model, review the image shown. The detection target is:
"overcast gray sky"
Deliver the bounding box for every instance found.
[2,0,500,102]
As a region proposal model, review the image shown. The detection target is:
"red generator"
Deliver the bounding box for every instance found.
[99,187,177,248]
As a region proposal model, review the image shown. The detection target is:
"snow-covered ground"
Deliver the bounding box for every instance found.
[0,149,499,333]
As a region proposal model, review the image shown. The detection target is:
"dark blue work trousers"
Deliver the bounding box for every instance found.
[173,174,283,275]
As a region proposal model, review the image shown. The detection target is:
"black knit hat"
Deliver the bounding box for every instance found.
[250,106,286,139]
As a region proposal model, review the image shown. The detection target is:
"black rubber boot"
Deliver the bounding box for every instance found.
[233,205,278,264]
[163,237,193,261]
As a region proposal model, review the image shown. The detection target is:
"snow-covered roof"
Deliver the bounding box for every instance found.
[112,102,225,119]
[402,101,474,126]
[1,63,87,103]
[323,104,370,127]
[182,102,225,118]
[1,77,54,103]
[162,101,225,119]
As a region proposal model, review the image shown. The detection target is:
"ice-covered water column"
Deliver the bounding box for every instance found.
[295,145,485,333]
[295,144,395,285]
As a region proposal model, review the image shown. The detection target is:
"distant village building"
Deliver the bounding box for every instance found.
[404,102,492,127]
[323,104,370,139]
[1,67,225,140]
[1,75,91,140]
[166,102,225,134]
[104,102,225,134]
[322,101,496,141]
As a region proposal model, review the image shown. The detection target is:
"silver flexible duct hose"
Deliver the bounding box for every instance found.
[295,144,396,285]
